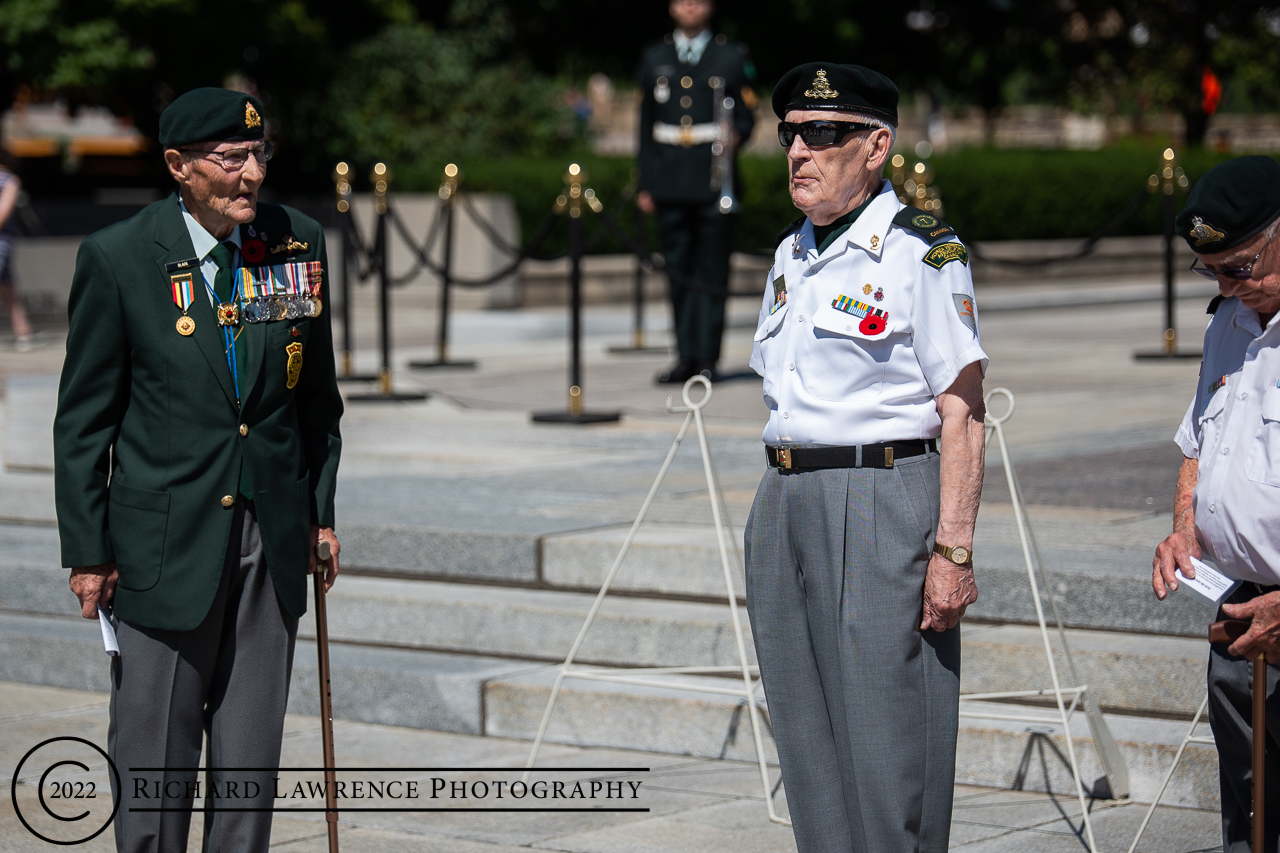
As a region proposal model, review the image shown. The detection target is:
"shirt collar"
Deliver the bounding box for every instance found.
[844,180,899,259]
[673,29,712,63]
[179,195,243,261]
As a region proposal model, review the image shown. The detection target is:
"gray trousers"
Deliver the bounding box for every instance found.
[745,454,960,853]
[109,501,299,853]
[1209,590,1280,853]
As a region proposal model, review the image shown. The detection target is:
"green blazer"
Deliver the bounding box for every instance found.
[54,194,343,631]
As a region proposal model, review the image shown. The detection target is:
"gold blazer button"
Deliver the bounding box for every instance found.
[221,495,235,507]
[239,424,248,436]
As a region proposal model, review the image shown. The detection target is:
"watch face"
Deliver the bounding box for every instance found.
[952,546,971,564]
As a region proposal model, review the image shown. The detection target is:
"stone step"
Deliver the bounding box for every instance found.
[1,555,1207,717]
[0,611,1218,809]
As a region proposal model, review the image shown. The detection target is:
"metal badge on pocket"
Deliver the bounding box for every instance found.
[285,342,304,389]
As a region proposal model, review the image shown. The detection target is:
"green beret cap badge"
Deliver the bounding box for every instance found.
[245,102,262,130]
[1189,216,1225,247]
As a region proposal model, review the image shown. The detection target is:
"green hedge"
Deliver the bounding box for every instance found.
[392,145,1253,256]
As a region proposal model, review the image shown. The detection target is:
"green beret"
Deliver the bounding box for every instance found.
[772,63,898,125]
[159,88,265,149]
[1175,156,1280,254]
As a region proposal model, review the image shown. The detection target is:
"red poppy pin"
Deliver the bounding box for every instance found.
[859,311,887,336]
[242,238,267,264]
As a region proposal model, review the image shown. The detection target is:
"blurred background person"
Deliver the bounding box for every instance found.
[0,150,37,351]
[636,0,755,383]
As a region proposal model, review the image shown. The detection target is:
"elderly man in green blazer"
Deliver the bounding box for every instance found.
[54,87,343,852]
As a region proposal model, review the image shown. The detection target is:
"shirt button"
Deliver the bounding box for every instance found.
[239,424,248,436]
[1210,503,1217,512]
[797,315,804,322]
[221,495,235,507]
[788,362,795,370]
[846,325,853,331]
[783,411,790,419]
[1241,392,1248,399]
[1223,447,1230,454]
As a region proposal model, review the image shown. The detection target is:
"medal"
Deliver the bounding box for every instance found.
[170,273,196,336]
[285,342,304,390]
[217,302,240,326]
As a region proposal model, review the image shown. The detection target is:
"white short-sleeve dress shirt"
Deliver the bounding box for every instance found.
[1175,296,1280,585]
[749,180,989,446]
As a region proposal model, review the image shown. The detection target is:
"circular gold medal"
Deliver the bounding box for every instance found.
[216,302,240,326]
[310,297,323,317]
[176,315,196,336]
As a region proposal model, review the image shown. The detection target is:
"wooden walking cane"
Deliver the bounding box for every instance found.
[1209,619,1265,851]
[315,540,340,853]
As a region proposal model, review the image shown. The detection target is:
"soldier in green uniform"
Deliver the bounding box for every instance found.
[54,87,343,852]
[636,0,756,382]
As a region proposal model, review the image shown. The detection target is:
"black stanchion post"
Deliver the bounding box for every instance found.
[533,163,620,424]
[332,162,378,382]
[608,201,668,355]
[1136,148,1200,360]
[348,162,428,402]
[410,163,476,370]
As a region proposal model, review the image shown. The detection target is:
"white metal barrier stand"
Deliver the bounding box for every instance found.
[1126,694,1214,853]
[522,375,790,826]
[971,388,1132,853]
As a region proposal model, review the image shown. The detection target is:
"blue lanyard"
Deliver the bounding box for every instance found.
[202,275,242,405]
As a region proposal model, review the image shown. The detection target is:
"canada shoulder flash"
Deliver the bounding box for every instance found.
[924,242,969,269]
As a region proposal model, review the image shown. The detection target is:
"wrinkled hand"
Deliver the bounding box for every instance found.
[1222,591,1280,661]
[921,554,977,632]
[309,526,340,592]
[1152,532,1201,600]
[636,191,656,215]
[69,564,118,619]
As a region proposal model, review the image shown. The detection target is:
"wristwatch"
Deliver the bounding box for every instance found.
[933,542,972,565]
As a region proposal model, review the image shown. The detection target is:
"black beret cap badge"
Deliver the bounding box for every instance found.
[245,102,262,130]
[1189,216,1225,247]
[804,70,839,100]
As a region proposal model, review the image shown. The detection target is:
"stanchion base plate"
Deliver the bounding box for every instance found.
[531,410,622,424]
[408,360,478,370]
[1134,350,1203,360]
[336,373,381,383]
[347,391,430,403]
[606,345,671,355]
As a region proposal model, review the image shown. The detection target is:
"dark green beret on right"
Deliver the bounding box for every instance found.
[1175,155,1280,254]
[159,87,265,148]
[772,62,898,125]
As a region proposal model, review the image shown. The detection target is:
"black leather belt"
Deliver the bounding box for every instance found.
[766,439,937,471]
[1237,581,1280,601]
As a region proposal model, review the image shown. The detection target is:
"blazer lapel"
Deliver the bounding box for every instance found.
[153,195,238,410]
[236,222,268,403]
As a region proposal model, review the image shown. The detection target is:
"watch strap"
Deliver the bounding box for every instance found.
[933,542,972,564]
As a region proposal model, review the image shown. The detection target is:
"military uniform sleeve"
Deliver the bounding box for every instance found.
[53,236,131,567]
[635,53,657,195]
[294,227,344,528]
[910,238,989,396]
[1174,394,1200,458]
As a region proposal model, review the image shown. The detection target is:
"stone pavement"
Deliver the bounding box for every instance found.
[0,272,1232,851]
[2,682,1222,853]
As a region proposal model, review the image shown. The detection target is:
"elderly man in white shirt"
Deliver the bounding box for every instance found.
[1153,155,1280,853]
[745,63,988,853]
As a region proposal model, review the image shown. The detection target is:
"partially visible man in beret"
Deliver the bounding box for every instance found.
[746,63,987,852]
[54,87,344,852]
[1153,155,1280,852]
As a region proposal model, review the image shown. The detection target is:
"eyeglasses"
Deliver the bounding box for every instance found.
[778,120,877,148]
[1190,221,1279,280]
[182,142,275,171]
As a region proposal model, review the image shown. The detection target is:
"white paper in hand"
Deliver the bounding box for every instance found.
[97,604,119,656]
[1175,555,1242,609]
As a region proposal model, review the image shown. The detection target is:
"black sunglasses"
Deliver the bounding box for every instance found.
[778,120,878,148]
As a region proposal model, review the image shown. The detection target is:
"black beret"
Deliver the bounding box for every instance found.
[159,88,265,149]
[1175,155,1280,254]
[772,63,898,125]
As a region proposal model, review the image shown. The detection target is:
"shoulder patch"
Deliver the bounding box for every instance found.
[892,208,956,245]
[1207,294,1224,315]
[774,216,805,250]
[923,242,969,270]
